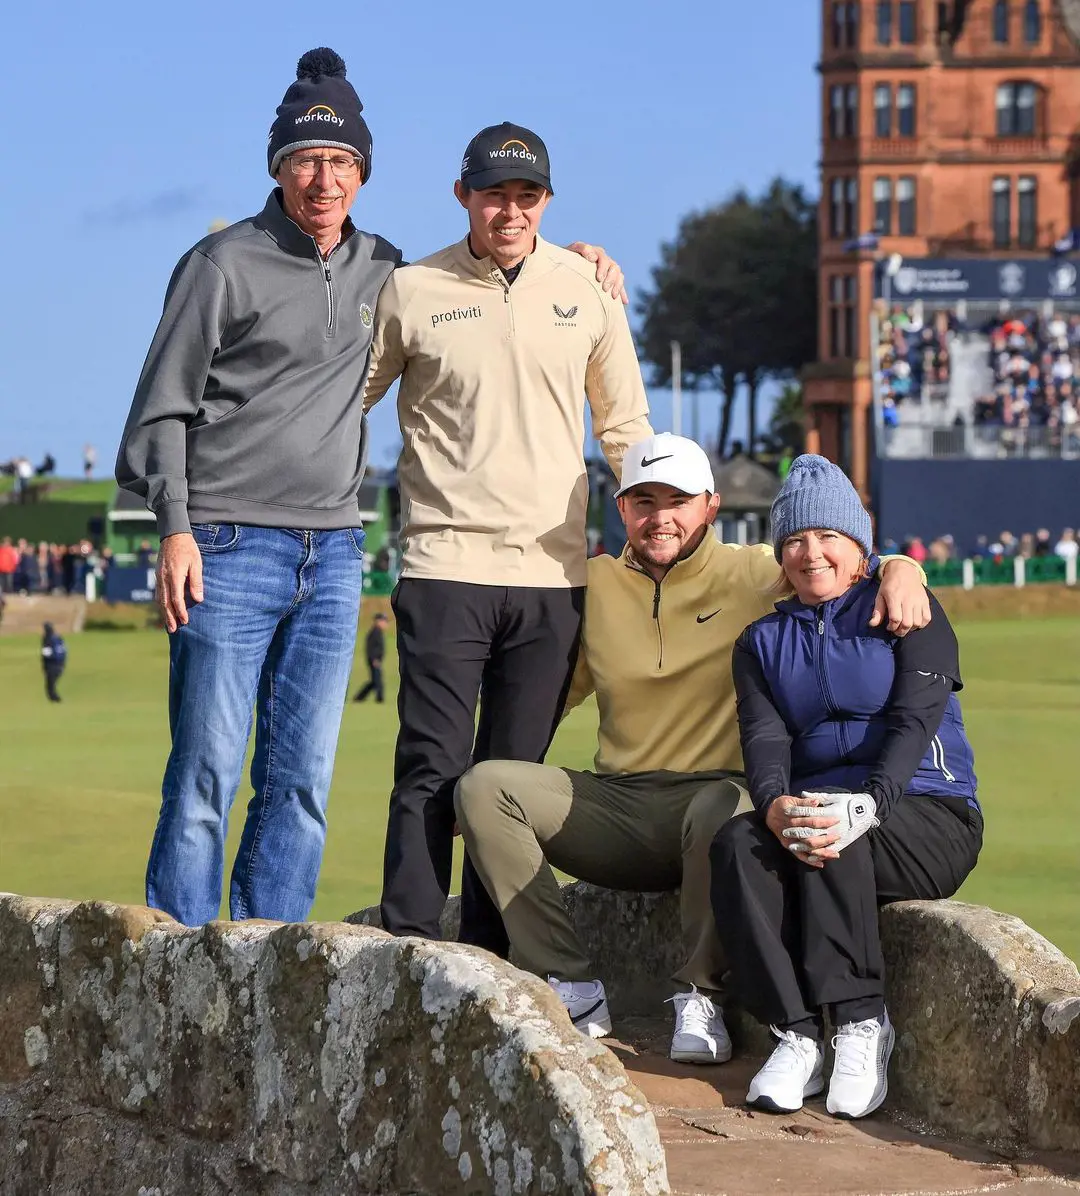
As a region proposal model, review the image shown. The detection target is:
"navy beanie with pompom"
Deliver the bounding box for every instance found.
[268,48,372,181]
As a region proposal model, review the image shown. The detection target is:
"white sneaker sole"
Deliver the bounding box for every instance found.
[827,1023,895,1119]
[747,1074,824,1114]
[670,1043,733,1064]
[575,1014,612,1039]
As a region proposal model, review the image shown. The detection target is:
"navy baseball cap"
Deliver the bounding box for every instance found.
[460,122,553,194]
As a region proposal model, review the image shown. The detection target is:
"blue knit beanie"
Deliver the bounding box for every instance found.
[770,454,873,562]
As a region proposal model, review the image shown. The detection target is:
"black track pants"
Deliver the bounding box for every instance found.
[380,578,584,954]
[710,796,983,1028]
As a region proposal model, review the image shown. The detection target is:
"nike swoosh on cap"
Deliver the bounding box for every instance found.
[696,610,722,623]
[641,453,675,467]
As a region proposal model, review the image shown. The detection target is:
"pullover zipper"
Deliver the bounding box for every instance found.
[814,607,851,758]
[315,239,341,334]
[323,262,335,332]
[652,579,664,670]
[626,557,666,670]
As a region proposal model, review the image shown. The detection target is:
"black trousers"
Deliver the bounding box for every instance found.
[380,578,584,954]
[710,797,983,1028]
[354,662,384,703]
[44,665,63,702]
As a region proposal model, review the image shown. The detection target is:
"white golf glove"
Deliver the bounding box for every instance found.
[782,791,879,856]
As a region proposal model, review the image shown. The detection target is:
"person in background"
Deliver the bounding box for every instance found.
[353,612,389,704]
[0,537,17,594]
[1054,528,1077,561]
[41,622,67,703]
[136,540,156,568]
[711,455,981,1121]
[83,444,97,481]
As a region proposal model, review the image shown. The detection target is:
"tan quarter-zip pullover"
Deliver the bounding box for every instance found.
[363,235,653,587]
[565,534,781,776]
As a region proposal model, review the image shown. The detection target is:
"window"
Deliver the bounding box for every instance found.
[830,85,846,137]
[897,83,916,136]
[829,276,844,357]
[845,84,858,136]
[844,276,858,358]
[847,2,860,47]
[898,0,916,42]
[874,84,892,136]
[830,85,858,138]
[874,178,893,234]
[828,276,858,358]
[897,176,917,234]
[992,176,1012,248]
[996,82,1038,136]
[1018,176,1038,248]
[845,177,859,238]
[832,2,859,47]
[1023,0,1041,43]
[828,177,858,238]
[993,0,1009,42]
[830,178,845,238]
[877,0,892,44]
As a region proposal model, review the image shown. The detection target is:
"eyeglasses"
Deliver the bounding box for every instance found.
[286,154,363,179]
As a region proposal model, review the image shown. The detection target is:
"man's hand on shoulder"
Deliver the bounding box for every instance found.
[157,532,204,634]
[871,557,931,637]
[565,242,628,305]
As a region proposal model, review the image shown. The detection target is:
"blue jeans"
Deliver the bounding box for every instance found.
[146,524,365,925]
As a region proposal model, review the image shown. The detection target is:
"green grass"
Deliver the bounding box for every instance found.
[1,617,1077,962]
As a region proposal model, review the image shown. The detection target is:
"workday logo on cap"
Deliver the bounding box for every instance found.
[488,138,538,166]
[295,104,345,128]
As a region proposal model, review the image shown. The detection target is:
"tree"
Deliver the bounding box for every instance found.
[761,382,806,458]
[636,178,817,457]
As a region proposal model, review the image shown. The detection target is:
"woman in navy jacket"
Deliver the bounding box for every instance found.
[710,454,981,1121]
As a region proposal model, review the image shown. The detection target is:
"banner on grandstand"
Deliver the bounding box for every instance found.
[875,258,1080,303]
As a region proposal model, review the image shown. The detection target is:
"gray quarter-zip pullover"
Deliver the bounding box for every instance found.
[116,190,401,537]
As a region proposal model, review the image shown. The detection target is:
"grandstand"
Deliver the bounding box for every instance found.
[869,257,1080,549]
[874,276,1080,462]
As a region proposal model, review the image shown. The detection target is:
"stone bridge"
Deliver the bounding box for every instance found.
[1,887,1078,1195]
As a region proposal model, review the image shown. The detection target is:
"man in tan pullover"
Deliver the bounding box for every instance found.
[362,121,653,952]
[455,434,930,1057]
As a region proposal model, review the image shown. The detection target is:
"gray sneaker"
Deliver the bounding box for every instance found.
[668,986,733,1064]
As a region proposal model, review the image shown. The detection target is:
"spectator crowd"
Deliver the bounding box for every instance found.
[882,526,1078,566]
[0,538,116,596]
[876,304,956,416]
[971,312,1080,455]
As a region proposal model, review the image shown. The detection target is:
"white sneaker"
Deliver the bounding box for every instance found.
[548,977,612,1039]
[667,987,733,1064]
[746,1027,825,1113]
[826,1011,895,1119]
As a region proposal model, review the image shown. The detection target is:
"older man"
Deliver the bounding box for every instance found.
[455,434,929,1057]
[117,51,628,927]
[363,122,654,955]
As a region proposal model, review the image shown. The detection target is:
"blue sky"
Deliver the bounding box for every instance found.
[1,0,818,476]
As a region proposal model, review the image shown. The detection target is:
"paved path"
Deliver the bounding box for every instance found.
[607,1019,1080,1196]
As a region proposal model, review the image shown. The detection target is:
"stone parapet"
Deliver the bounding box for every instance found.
[352,886,1080,1151]
[0,894,668,1196]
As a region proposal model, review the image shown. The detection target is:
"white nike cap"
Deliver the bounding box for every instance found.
[615,433,715,499]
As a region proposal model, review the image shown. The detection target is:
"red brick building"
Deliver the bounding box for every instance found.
[804,0,1080,493]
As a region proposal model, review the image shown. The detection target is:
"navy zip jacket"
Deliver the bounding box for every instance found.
[732,575,978,821]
